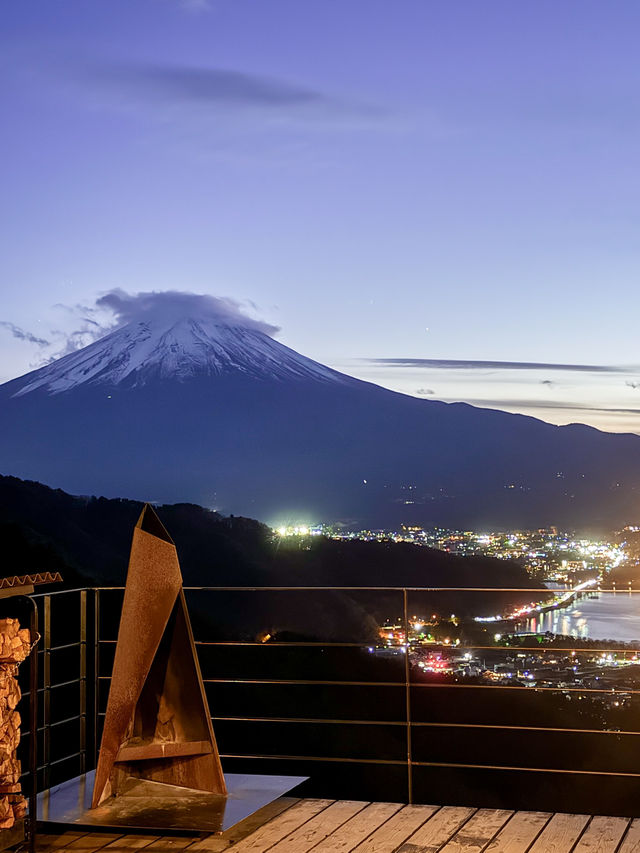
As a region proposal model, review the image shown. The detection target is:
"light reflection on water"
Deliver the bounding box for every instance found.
[519,591,640,642]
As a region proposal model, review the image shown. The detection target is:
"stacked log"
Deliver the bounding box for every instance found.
[0,619,31,829]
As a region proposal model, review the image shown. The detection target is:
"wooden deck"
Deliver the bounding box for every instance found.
[34,797,640,853]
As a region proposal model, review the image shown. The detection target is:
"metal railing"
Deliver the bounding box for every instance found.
[24,584,640,814]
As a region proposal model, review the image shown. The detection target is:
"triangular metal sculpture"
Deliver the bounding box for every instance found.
[92,504,227,807]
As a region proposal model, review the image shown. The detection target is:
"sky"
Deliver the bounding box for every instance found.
[2,0,640,433]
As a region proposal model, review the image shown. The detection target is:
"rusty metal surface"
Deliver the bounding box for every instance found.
[92,504,226,808]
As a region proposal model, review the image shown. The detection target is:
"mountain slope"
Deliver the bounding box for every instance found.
[1,307,640,527]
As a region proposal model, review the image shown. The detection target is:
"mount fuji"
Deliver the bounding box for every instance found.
[1,293,640,528]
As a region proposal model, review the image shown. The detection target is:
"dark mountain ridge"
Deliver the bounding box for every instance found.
[0,474,540,641]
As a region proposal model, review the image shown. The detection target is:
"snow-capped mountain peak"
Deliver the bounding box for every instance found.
[8,314,347,396]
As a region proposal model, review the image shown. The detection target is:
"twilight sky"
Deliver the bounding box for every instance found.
[2,0,640,433]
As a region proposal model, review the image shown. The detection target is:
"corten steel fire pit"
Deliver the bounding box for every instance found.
[92,504,226,807]
[37,504,306,834]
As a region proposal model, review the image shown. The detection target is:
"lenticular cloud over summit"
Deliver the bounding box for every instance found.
[3,287,340,395]
[95,289,280,337]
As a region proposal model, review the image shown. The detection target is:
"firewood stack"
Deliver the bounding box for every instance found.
[0,619,31,829]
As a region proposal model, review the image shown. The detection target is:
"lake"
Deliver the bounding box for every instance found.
[518,591,640,643]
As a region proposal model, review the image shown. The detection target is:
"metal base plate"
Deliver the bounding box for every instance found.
[37,771,308,834]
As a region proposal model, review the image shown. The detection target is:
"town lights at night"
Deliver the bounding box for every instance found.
[274,524,321,537]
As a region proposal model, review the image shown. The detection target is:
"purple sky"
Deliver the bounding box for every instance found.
[2,0,640,432]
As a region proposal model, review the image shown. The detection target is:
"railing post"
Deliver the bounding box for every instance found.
[403,588,413,804]
[27,596,38,853]
[93,588,100,769]
[79,590,87,774]
[42,595,51,792]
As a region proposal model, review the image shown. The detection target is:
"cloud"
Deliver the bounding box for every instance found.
[179,0,212,10]
[6,290,278,368]
[444,397,640,415]
[81,61,360,118]
[0,322,49,348]
[367,358,628,373]
[94,289,279,336]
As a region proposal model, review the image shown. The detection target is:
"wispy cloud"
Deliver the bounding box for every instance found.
[100,64,325,107]
[74,60,376,123]
[366,358,629,373]
[446,397,640,416]
[1,290,279,374]
[179,0,212,11]
[0,322,49,348]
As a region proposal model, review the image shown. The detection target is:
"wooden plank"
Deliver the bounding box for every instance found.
[185,798,301,852]
[101,835,162,850]
[63,834,126,851]
[351,805,439,853]
[140,839,199,851]
[397,806,476,852]
[573,816,630,852]
[229,799,335,853]
[529,814,594,853]
[268,801,368,853]
[619,820,640,853]
[182,836,230,853]
[311,802,404,853]
[36,832,87,850]
[438,809,513,853]
[484,812,551,853]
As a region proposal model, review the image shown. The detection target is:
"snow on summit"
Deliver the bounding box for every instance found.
[5,290,345,396]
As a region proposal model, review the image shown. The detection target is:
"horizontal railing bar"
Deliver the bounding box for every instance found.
[203,677,401,687]
[210,716,640,736]
[213,715,406,727]
[219,752,640,777]
[412,721,640,735]
[220,753,405,765]
[200,642,640,653]
[411,760,640,778]
[99,639,376,647]
[54,713,640,737]
[36,751,84,771]
[22,677,85,696]
[98,675,404,687]
[49,678,85,691]
[414,646,640,654]
[184,586,634,593]
[97,674,640,694]
[22,714,84,737]
[94,585,637,593]
[101,639,640,655]
[411,682,640,694]
[37,641,82,654]
[31,588,90,598]
[195,641,376,648]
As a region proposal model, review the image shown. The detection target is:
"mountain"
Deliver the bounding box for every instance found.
[1,304,640,527]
